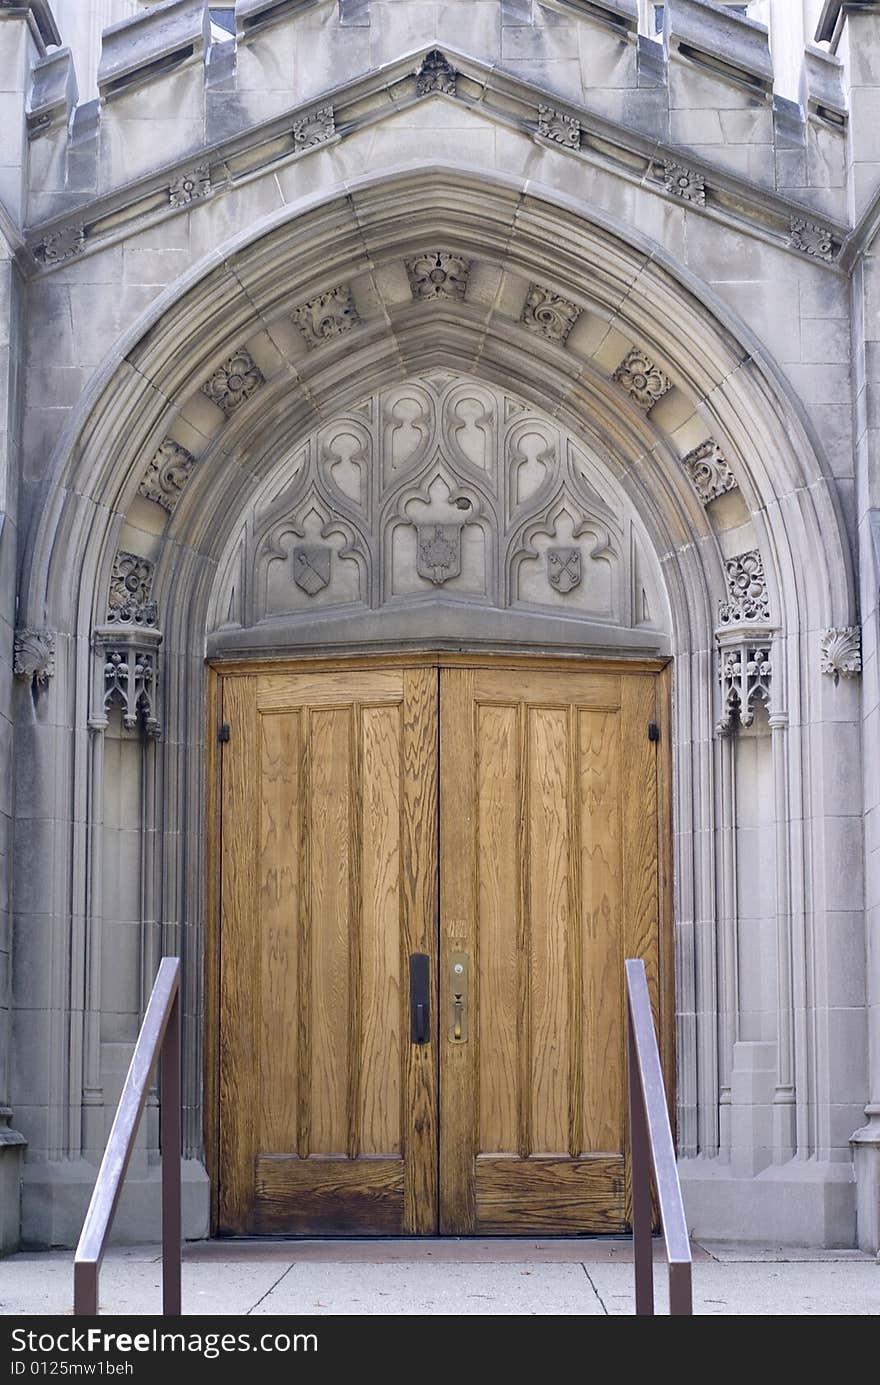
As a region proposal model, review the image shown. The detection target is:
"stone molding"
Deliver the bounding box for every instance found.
[21,45,847,277]
[820,626,862,683]
[13,628,55,686]
[33,224,85,265]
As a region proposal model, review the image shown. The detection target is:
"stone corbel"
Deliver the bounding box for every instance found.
[716,628,774,735]
[92,625,162,739]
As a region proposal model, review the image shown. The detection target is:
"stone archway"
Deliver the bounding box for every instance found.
[16,168,861,1245]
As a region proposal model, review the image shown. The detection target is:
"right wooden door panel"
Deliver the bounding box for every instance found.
[439,666,662,1234]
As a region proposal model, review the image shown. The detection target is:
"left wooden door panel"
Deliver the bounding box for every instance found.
[218,668,439,1235]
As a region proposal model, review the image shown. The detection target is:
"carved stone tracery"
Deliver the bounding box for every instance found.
[209,372,666,638]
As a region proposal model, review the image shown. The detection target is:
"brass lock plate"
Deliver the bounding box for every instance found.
[448,952,469,1043]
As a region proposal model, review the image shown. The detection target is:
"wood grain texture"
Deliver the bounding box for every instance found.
[401,667,439,1234]
[476,704,519,1156]
[253,1157,404,1235]
[204,668,221,1233]
[256,670,401,711]
[620,673,661,1229]
[528,706,570,1156]
[474,1157,625,1233]
[218,675,259,1233]
[309,707,351,1155]
[439,667,477,1233]
[359,705,402,1156]
[579,708,622,1154]
[259,711,300,1154]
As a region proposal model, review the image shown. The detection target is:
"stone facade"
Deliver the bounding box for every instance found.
[0,0,878,1253]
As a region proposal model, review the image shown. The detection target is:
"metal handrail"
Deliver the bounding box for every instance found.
[625,957,693,1316]
[74,956,182,1316]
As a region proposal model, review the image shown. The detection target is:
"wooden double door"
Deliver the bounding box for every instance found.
[213,658,669,1236]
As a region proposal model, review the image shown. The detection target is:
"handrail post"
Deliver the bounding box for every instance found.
[628,997,654,1316]
[73,958,182,1317]
[161,981,182,1316]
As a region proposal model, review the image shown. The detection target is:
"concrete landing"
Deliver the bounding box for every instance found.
[1,1240,878,1316]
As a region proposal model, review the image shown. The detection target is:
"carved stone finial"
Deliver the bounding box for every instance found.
[169,166,211,209]
[520,284,582,344]
[293,285,361,348]
[293,106,335,149]
[820,626,861,684]
[613,349,673,411]
[14,629,56,687]
[717,642,772,735]
[682,439,738,503]
[201,348,264,416]
[417,50,457,97]
[108,551,158,626]
[790,217,833,261]
[661,162,706,206]
[536,104,581,149]
[718,549,771,626]
[138,439,196,514]
[405,250,471,301]
[34,223,85,265]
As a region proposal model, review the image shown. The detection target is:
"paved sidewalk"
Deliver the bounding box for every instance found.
[1,1240,878,1316]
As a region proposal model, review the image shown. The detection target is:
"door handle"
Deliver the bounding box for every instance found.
[448,952,469,1043]
[409,953,430,1044]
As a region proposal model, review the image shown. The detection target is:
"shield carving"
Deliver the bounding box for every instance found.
[547,546,581,594]
[417,524,462,585]
[293,545,332,595]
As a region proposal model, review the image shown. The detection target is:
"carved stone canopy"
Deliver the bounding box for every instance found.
[93,626,162,739]
[717,637,773,735]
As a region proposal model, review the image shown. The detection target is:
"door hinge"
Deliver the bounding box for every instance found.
[648,721,661,743]
[218,723,231,744]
